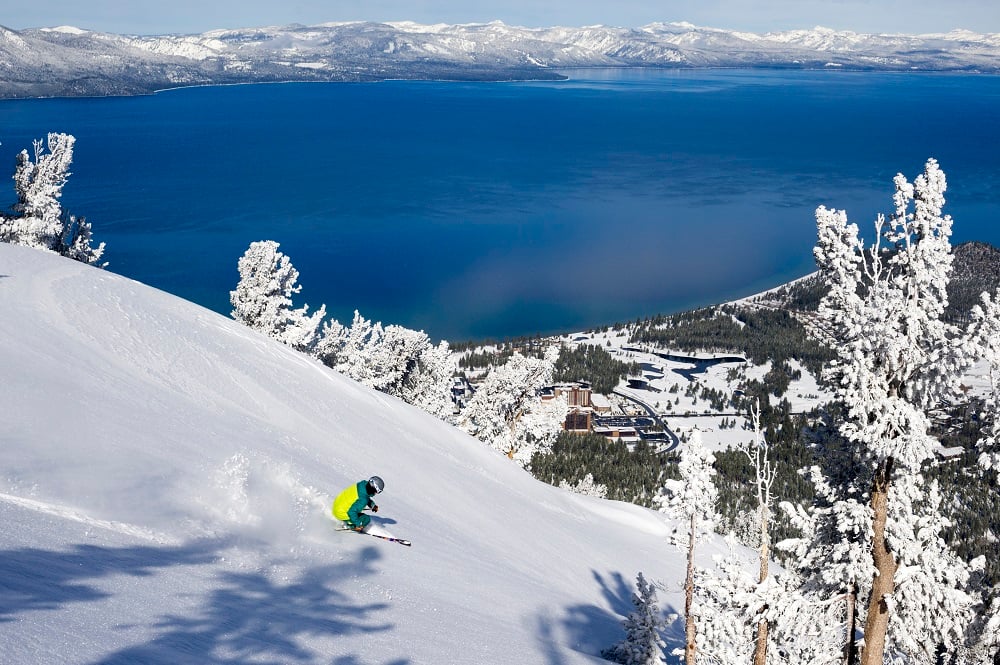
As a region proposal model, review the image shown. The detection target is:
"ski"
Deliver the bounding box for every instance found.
[335,526,411,547]
[365,533,412,547]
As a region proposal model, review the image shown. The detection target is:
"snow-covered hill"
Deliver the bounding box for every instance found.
[0,242,717,663]
[2,20,998,98]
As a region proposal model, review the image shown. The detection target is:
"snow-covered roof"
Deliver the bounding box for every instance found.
[591,393,612,409]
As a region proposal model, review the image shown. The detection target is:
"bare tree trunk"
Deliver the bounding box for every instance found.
[685,513,697,665]
[753,512,770,665]
[506,407,525,459]
[860,457,897,665]
[845,580,858,665]
[748,396,774,665]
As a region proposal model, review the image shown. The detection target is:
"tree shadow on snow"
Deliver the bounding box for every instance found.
[92,544,404,665]
[539,569,684,664]
[0,538,406,664]
[0,538,227,622]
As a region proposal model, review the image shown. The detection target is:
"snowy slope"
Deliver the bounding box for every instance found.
[0,242,714,664]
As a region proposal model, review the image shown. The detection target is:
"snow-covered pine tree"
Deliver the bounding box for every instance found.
[392,334,455,421]
[457,351,565,466]
[970,596,1000,664]
[671,404,783,663]
[811,159,993,665]
[315,310,373,380]
[972,293,1000,471]
[693,535,767,665]
[230,240,325,352]
[601,572,667,665]
[967,293,1000,662]
[740,398,777,665]
[776,466,870,664]
[656,432,717,665]
[0,133,105,264]
[315,312,455,419]
[508,390,567,467]
[558,472,608,499]
[10,133,74,248]
[57,213,104,265]
[697,526,848,665]
[357,323,429,395]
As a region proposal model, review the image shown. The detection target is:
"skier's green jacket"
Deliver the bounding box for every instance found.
[332,480,377,528]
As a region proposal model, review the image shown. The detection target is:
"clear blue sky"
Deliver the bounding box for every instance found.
[6,0,999,36]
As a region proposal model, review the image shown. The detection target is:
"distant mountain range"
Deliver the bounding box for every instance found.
[1,20,999,98]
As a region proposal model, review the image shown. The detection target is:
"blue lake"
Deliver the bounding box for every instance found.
[1,69,998,341]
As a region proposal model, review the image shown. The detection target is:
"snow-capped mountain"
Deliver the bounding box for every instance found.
[0,241,718,663]
[1,20,998,98]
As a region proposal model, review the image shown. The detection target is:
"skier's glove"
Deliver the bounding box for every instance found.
[372,504,379,513]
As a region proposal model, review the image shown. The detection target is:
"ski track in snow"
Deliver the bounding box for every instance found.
[0,491,178,545]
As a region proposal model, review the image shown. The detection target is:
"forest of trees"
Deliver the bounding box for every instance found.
[926,398,1000,589]
[530,431,679,506]
[552,342,640,394]
[629,304,835,379]
[712,395,816,551]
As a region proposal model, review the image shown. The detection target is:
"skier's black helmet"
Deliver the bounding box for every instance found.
[367,476,385,494]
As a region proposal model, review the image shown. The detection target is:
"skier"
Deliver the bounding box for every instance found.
[332,476,384,531]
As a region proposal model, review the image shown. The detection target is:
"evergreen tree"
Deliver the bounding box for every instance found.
[57,213,104,265]
[316,310,371,379]
[230,240,325,352]
[809,159,992,664]
[557,472,608,498]
[392,334,455,421]
[971,596,1000,663]
[740,399,777,665]
[317,312,455,419]
[601,572,667,665]
[968,293,1000,656]
[778,466,876,664]
[1,133,104,264]
[656,432,717,665]
[973,293,1000,472]
[458,351,565,466]
[356,324,430,395]
[691,536,763,665]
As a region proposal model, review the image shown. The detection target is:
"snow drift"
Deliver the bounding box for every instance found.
[0,243,701,664]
